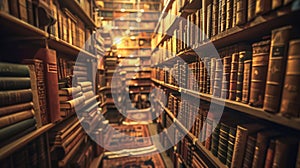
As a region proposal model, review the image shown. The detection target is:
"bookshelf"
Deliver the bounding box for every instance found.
[0,0,107,167]
[151,0,300,167]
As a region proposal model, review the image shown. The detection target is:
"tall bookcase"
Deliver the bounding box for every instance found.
[151,0,300,167]
[0,0,107,167]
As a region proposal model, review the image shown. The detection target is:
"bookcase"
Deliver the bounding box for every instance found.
[151,0,300,167]
[0,0,108,167]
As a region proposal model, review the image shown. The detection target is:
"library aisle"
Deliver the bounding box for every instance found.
[1,0,300,168]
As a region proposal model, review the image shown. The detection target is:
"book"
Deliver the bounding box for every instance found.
[264,139,276,168]
[0,77,31,90]
[0,102,33,117]
[210,58,216,94]
[272,137,299,167]
[241,59,252,104]
[0,118,36,142]
[255,0,271,15]
[249,39,270,107]
[236,0,247,25]
[0,109,34,128]
[229,53,239,100]
[59,91,83,102]
[242,134,257,168]
[226,0,233,30]
[230,123,264,168]
[221,56,232,99]
[34,48,60,123]
[213,58,223,97]
[58,86,82,96]
[264,26,292,113]
[236,51,251,102]
[0,62,30,77]
[60,95,85,109]
[0,89,32,107]
[247,0,256,21]
[280,39,300,118]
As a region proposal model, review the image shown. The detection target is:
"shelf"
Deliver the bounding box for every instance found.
[59,0,97,28]
[99,8,159,13]
[112,27,155,31]
[0,123,55,160]
[152,79,300,131]
[117,47,151,50]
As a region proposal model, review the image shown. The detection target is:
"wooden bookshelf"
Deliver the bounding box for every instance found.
[152,78,300,131]
[153,0,175,34]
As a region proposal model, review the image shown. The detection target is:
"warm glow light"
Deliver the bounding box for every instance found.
[140,9,144,13]
[136,18,141,22]
[121,8,126,12]
[118,54,122,57]
[113,37,123,45]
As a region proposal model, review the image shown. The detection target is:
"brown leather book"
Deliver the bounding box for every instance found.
[272,0,283,9]
[220,0,227,32]
[229,53,239,100]
[272,137,298,168]
[212,0,219,36]
[264,26,292,113]
[8,0,19,18]
[34,48,61,123]
[0,102,33,117]
[210,58,216,94]
[247,0,256,21]
[0,89,32,107]
[221,56,232,99]
[236,51,251,102]
[242,134,257,168]
[236,0,247,25]
[280,39,300,118]
[226,0,233,30]
[242,59,252,104]
[264,139,275,168]
[0,109,34,128]
[213,58,223,97]
[249,39,270,107]
[255,0,271,15]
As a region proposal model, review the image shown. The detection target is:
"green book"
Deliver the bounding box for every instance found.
[0,62,30,77]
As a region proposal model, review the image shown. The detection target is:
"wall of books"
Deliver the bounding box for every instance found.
[151,0,300,167]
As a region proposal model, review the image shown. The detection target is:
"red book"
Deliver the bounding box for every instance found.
[34,48,61,123]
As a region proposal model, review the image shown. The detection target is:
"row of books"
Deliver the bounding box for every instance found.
[116,37,151,48]
[102,2,161,11]
[112,12,160,20]
[153,25,300,118]
[158,90,300,168]
[117,48,152,56]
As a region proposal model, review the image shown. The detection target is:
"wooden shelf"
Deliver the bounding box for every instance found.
[59,0,97,28]
[112,27,155,31]
[99,8,159,13]
[152,79,300,131]
[0,123,54,160]
[117,46,151,50]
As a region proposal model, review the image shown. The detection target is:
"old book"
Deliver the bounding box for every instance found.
[59,91,83,102]
[221,56,232,99]
[241,59,252,103]
[218,122,230,164]
[0,0,9,13]
[213,58,223,97]
[236,51,251,102]
[236,0,247,25]
[8,0,19,18]
[23,59,48,125]
[264,26,292,113]
[264,139,276,168]
[0,109,34,128]
[207,3,213,39]
[242,134,257,168]
[59,86,82,96]
[252,130,281,168]
[0,77,31,90]
[0,102,33,117]
[247,0,256,21]
[226,0,233,29]
[210,58,216,94]
[26,0,34,25]
[272,0,283,9]
[0,62,29,77]
[280,39,300,118]
[220,0,227,32]
[34,48,60,123]
[230,123,264,168]
[212,0,219,36]
[0,89,32,107]
[272,137,298,168]
[211,123,220,157]
[60,95,85,109]
[204,57,211,93]
[18,0,28,22]
[226,126,237,167]
[249,39,270,107]
[0,118,36,142]
[255,0,271,15]
[229,53,239,100]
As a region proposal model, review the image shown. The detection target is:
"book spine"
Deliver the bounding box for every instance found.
[236,0,247,25]
[226,0,233,30]
[272,138,298,167]
[255,0,271,15]
[249,40,270,107]
[280,39,300,118]
[0,89,32,107]
[18,0,28,22]
[34,48,61,123]
[221,56,232,99]
[0,62,30,77]
[242,135,257,168]
[221,0,227,32]
[229,53,239,100]
[213,58,223,97]
[226,127,237,167]
[247,0,256,21]
[0,77,31,90]
[230,126,247,168]
[218,123,230,164]
[241,59,252,103]
[0,102,33,117]
[210,58,216,94]
[264,139,275,168]
[212,0,219,36]
[0,109,34,128]
[26,0,34,25]
[236,52,244,101]
[264,26,292,113]
[8,0,19,18]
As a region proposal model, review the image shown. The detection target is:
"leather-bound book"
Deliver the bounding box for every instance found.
[0,62,30,77]
[226,0,233,30]
[272,137,298,168]
[213,58,223,97]
[221,56,232,99]
[18,0,28,22]
[204,57,211,93]
[272,0,283,9]
[200,60,205,92]
[220,0,227,32]
[212,0,219,36]
[236,51,251,102]
[0,109,34,128]
[0,89,32,107]
[230,123,264,168]
[252,130,281,168]
[226,126,237,167]
[236,0,247,25]
[280,39,300,118]
[264,26,292,113]
[8,0,19,18]
[247,0,256,21]
[207,3,213,39]
[0,102,33,117]
[218,122,230,164]
[229,53,239,100]
[249,39,270,107]
[232,0,237,28]
[210,58,216,94]
[255,0,271,15]
[34,48,61,123]
[242,59,252,104]
[264,139,276,168]
[0,77,31,91]
[26,0,34,25]
[242,134,257,168]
